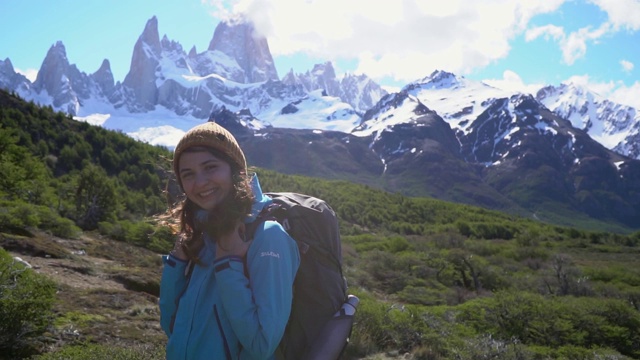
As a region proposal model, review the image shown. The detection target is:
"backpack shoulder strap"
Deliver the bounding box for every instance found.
[245,202,310,254]
[245,203,279,240]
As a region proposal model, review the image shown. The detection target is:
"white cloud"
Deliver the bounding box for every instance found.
[562,22,611,65]
[527,22,613,65]
[526,1,640,66]
[483,70,543,95]
[621,59,634,73]
[588,0,640,31]
[526,24,565,42]
[565,74,595,88]
[204,0,567,84]
[201,0,640,96]
[608,81,640,109]
[15,68,38,82]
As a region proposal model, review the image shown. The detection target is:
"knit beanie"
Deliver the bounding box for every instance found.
[173,122,247,188]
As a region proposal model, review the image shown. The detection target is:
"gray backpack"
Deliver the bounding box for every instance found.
[247,192,354,360]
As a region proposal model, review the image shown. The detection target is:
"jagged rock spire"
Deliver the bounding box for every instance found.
[34,41,70,97]
[208,17,278,83]
[122,16,161,110]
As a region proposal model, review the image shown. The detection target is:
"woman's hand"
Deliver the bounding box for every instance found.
[215,222,251,259]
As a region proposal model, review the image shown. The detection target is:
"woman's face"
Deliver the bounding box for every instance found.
[178,150,233,211]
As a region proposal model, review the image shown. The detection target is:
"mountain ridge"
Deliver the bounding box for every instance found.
[1,18,638,160]
[0,16,385,144]
[2,16,640,231]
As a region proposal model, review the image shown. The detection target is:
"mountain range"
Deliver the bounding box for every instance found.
[1,15,639,231]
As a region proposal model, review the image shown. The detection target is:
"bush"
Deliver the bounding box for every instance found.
[0,201,39,229]
[347,293,392,356]
[146,225,174,253]
[31,343,164,360]
[98,220,169,251]
[348,292,430,356]
[0,248,56,358]
[33,205,81,238]
[0,200,80,238]
[455,291,640,358]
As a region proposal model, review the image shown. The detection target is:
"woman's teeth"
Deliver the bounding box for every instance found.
[200,189,214,197]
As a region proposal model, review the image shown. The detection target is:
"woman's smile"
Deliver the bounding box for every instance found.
[199,189,215,197]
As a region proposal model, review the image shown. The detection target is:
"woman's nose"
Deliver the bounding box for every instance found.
[194,171,208,185]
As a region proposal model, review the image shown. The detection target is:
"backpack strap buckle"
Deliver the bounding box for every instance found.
[297,241,310,255]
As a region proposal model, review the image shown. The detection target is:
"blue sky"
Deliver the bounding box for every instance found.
[1,0,639,108]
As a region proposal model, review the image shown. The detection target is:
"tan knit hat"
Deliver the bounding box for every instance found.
[173,122,247,188]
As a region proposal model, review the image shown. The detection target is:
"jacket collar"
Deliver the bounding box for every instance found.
[247,173,272,223]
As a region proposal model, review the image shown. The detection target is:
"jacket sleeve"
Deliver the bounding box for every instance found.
[214,221,300,359]
[159,254,188,336]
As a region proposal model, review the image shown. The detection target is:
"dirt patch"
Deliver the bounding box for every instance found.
[2,230,167,354]
[9,252,126,291]
[4,232,163,292]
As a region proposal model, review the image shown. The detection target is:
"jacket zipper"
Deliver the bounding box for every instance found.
[214,305,232,360]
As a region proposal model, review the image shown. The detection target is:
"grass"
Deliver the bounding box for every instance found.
[0,231,70,259]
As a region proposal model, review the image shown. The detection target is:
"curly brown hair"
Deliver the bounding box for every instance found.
[162,146,254,263]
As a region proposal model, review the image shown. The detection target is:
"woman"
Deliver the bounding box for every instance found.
[159,122,300,360]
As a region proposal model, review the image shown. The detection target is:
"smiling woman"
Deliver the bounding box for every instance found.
[158,121,300,359]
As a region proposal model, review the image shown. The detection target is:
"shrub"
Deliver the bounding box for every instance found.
[33,205,81,238]
[347,293,393,356]
[0,200,80,238]
[454,290,640,358]
[98,220,157,248]
[146,225,174,253]
[0,201,39,230]
[455,334,533,360]
[31,343,164,360]
[0,248,56,358]
[384,236,412,253]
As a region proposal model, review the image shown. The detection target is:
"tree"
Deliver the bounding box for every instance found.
[447,249,486,292]
[74,165,118,230]
[0,124,52,204]
[57,145,80,173]
[543,254,590,296]
[0,125,26,196]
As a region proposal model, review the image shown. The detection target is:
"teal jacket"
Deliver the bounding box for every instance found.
[159,175,300,360]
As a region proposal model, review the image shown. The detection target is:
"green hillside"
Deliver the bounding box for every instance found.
[1,89,640,359]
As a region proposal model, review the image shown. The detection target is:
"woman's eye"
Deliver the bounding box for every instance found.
[181,172,194,181]
[205,164,217,171]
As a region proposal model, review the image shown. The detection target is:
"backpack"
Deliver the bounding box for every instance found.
[246,192,355,360]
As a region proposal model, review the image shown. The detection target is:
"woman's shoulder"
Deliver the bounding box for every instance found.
[249,219,297,252]
[252,219,289,240]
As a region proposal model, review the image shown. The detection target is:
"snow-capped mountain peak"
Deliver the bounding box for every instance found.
[353,91,432,139]
[536,81,639,158]
[416,70,462,90]
[0,58,30,96]
[401,70,511,133]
